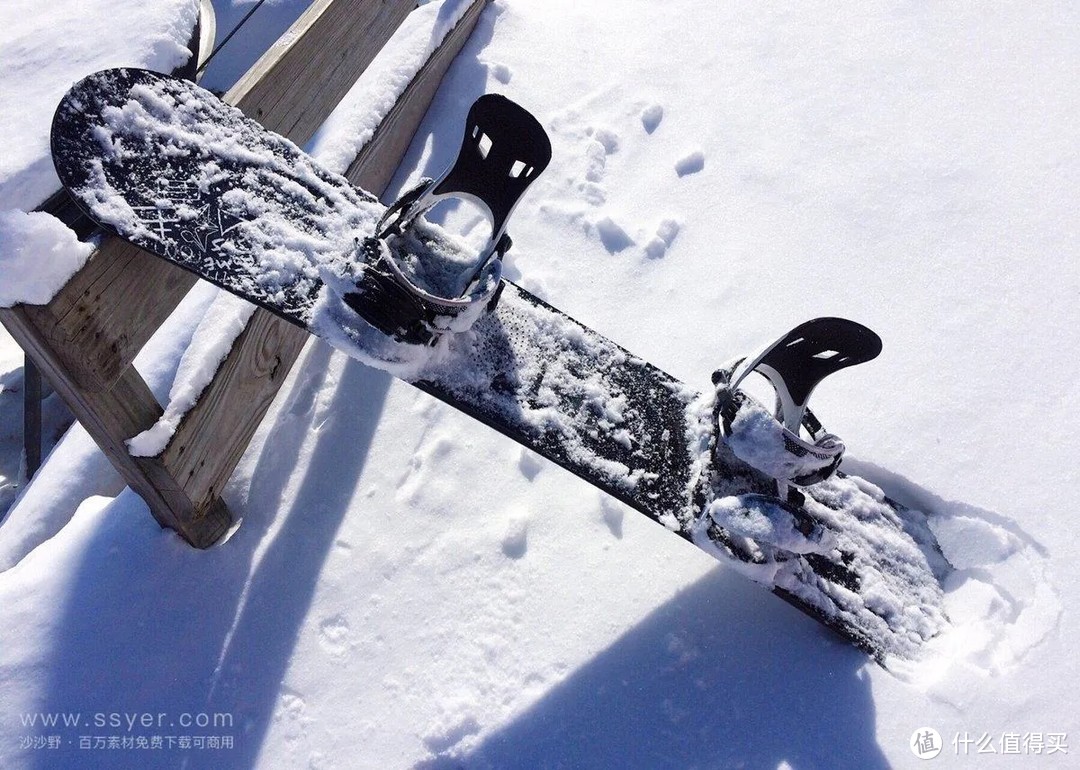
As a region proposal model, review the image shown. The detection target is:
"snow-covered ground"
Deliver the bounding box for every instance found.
[1,0,1078,768]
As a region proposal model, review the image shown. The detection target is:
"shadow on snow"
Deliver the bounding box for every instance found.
[416,566,888,770]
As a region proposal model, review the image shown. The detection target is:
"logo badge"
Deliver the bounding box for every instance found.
[910,727,943,760]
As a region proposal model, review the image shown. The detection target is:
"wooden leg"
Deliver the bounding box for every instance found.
[23,354,42,478]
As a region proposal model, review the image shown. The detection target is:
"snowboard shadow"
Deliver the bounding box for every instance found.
[414,566,890,770]
[25,346,890,770]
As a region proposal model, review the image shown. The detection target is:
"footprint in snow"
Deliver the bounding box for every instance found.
[502,513,529,559]
[917,507,1062,682]
[599,496,624,539]
[277,690,307,721]
[423,715,481,754]
[396,433,456,502]
[582,125,619,184]
[641,103,663,133]
[593,215,635,253]
[318,614,352,657]
[582,140,607,185]
[518,448,543,481]
[484,60,512,84]
[589,126,620,154]
[675,149,705,177]
[643,218,681,260]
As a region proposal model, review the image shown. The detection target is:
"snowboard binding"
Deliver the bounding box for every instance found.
[713,317,882,489]
[691,318,881,561]
[344,94,552,346]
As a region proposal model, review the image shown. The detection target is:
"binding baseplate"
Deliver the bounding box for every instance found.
[714,317,882,489]
[343,94,552,346]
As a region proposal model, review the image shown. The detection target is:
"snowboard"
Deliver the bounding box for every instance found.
[51,68,951,664]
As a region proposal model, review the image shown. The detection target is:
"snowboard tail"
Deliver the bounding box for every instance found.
[51,68,951,664]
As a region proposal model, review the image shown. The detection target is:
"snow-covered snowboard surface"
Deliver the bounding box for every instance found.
[52,68,951,663]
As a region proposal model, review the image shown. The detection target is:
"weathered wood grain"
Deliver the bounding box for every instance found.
[161,309,309,510]
[0,304,231,547]
[226,0,414,147]
[345,0,488,193]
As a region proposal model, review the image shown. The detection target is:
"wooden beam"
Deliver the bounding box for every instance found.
[345,0,488,193]
[23,355,42,478]
[160,310,309,511]
[0,304,231,546]
[21,243,198,391]
[161,1,491,522]
[227,0,414,148]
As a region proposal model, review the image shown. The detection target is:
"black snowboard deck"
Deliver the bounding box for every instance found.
[51,68,951,663]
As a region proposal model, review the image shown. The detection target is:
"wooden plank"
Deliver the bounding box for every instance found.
[0,305,231,546]
[227,0,414,147]
[160,309,309,508]
[23,355,42,478]
[28,244,199,390]
[345,0,488,193]
[163,0,491,516]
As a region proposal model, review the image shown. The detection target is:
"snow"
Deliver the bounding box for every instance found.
[127,292,256,457]
[0,210,93,308]
[307,0,476,175]
[721,391,842,482]
[0,0,198,212]
[2,0,1080,768]
[700,494,836,556]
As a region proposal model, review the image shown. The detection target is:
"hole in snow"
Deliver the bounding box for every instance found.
[813,349,840,359]
[477,132,492,159]
[509,159,527,178]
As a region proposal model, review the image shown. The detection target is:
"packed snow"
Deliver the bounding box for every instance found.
[126,293,256,457]
[1,0,1078,768]
[0,210,93,308]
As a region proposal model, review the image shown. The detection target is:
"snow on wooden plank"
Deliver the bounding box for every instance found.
[160,1,492,528]
[345,0,488,194]
[228,0,413,148]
